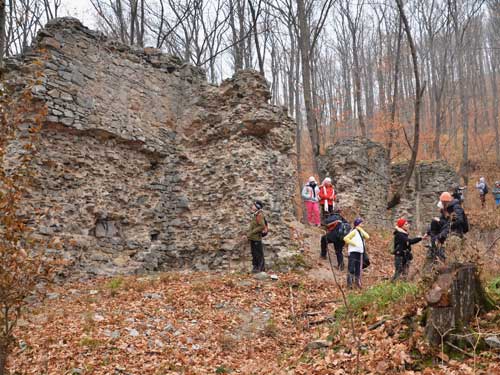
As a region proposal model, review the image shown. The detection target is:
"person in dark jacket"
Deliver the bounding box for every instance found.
[392,218,424,282]
[320,209,349,270]
[451,183,466,204]
[425,215,447,263]
[438,192,467,238]
[246,200,266,273]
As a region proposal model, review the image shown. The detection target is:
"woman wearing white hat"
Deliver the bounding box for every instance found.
[301,176,321,226]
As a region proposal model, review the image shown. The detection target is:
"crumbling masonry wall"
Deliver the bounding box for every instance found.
[2,18,299,275]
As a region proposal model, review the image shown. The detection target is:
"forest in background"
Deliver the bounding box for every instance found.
[1,0,500,181]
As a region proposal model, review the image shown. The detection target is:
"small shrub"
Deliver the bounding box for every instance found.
[487,277,500,301]
[105,277,124,296]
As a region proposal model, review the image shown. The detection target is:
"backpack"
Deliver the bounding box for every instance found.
[337,221,352,240]
[483,184,489,194]
[261,217,269,237]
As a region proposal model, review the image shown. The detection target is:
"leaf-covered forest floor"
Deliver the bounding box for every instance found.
[9,164,500,374]
[9,226,500,373]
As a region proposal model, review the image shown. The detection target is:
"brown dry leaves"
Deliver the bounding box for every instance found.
[8,265,500,375]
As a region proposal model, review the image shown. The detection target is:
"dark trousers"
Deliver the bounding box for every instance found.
[320,233,344,270]
[347,252,363,288]
[392,255,410,281]
[250,240,265,272]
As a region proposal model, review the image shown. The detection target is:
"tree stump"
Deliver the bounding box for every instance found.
[424,263,494,346]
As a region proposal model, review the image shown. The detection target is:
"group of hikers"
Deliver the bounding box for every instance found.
[245,174,495,287]
[475,177,500,209]
[306,176,474,288]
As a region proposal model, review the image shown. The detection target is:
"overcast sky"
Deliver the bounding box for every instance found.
[60,0,96,27]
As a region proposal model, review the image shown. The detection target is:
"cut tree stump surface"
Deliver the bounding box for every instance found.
[424,263,489,345]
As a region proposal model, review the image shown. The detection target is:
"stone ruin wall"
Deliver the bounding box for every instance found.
[319,138,459,230]
[318,138,391,227]
[2,18,299,276]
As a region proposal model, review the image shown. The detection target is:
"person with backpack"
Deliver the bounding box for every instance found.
[475,177,488,209]
[493,181,500,209]
[246,200,267,273]
[320,209,350,270]
[438,191,468,238]
[319,177,336,221]
[391,218,424,282]
[343,218,369,289]
[302,176,321,226]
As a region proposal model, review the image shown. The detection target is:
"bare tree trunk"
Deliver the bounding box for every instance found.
[0,0,6,65]
[288,22,295,117]
[345,7,366,137]
[0,340,7,375]
[387,18,402,161]
[297,0,320,159]
[388,0,425,209]
[248,0,264,74]
[490,57,500,166]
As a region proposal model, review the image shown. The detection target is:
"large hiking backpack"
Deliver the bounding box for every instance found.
[261,217,269,237]
[337,221,352,240]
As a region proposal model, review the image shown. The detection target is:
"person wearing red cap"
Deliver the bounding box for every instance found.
[391,218,424,282]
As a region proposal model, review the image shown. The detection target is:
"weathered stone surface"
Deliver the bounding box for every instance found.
[2,18,299,275]
[318,138,391,227]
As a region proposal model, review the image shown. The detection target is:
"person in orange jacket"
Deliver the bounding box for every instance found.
[319,177,336,220]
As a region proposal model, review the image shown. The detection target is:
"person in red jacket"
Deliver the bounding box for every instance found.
[319,177,336,220]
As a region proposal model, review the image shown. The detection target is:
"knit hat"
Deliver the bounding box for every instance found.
[440,192,453,202]
[254,200,264,210]
[308,176,316,183]
[397,218,408,228]
[323,177,332,185]
[353,217,363,227]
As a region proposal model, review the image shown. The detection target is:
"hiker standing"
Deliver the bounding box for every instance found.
[302,176,321,226]
[493,181,500,209]
[319,177,336,220]
[392,218,424,282]
[320,209,350,270]
[475,177,488,209]
[343,218,369,289]
[246,200,266,273]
